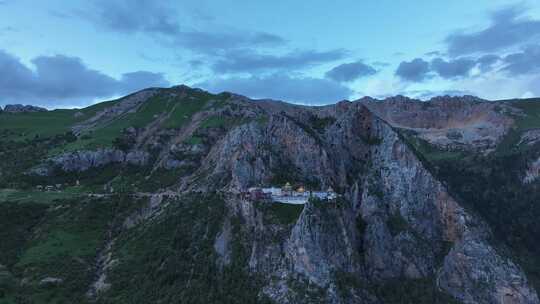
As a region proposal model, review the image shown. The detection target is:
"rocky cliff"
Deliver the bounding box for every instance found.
[194,101,538,303]
[2,104,47,113]
[2,86,540,303]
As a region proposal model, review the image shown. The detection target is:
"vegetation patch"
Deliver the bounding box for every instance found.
[17,230,100,267]
[162,91,227,129]
[185,136,203,145]
[489,99,540,155]
[308,115,336,133]
[0,189,84,205]
[100,194,270,304]
[0,132,79,188]
[1,196,134,303]
[387,213,408,236]
[361,134,383,146]
[0,110,80,141]
[425,148,540,291]
[334,270,366,300]
[261,203,304,225]
[199,114,254,131]
[511,99,540,131]
[138,168,185,192]
[399,129,464,162]
[0,202,48,267]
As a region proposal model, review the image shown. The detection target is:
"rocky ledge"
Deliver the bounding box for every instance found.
[2,104,48,113]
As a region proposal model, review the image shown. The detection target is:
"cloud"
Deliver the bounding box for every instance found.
[477,54,500,72]
[395,55,499,82]
[0,50,35,99]
[404,89,475,100]
[430,57,476,79]
[198,74,353,104]
[172,31,285,53]
[211,49,346,73]
[425,51,442,57]
[83,0,285,54]
[0,50,169,107]
[395,58,431,82]
[502,44,540,75]
[446,4,540,56]
[30,55,119,99]
[325,61,377,82]
[88,0,180,35]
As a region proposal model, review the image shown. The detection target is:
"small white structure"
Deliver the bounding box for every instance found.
[273,195,308,204]
[262,187,282,196]
[243,183,338,205]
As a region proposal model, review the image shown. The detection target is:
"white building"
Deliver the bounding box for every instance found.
[261,187,282,196]
[245,184,338,205]
[273,196,308,204]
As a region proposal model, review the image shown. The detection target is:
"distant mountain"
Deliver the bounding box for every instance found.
[1,85,540,303]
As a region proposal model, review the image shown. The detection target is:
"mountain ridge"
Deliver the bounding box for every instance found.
[1,85,540,303]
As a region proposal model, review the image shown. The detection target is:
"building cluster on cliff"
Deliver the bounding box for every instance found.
[243,182,337,204]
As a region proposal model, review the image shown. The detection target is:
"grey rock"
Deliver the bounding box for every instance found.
[519,129,540,147]
[195,102,539,304]
[4,104,47,113]
[32,148,150,175]
[39,277,63,286]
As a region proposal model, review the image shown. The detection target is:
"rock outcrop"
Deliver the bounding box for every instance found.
[31,149,149,175]
[3,104,47,113]
[191,101,539,303]
[362,95,514,152]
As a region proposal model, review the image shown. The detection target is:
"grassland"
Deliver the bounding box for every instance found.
[162,91,229,129]
[0,196,139,303]
[0,188,85,204]
[399,130,464,163]
[0,110,78,141]
[16,229,101,267]
[0,88,229,155]
[510,98,540,130]
[0,96,123,142]
[493,98,540,154]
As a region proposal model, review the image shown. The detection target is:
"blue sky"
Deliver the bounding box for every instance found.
[1,0,540,108]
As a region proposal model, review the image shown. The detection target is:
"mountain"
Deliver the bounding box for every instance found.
[1,85,540,303]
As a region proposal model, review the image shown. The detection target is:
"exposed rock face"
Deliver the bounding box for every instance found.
[440,235,539,304]
[360,117,537,303]
[196,102,538,303]
[520,129,540,147]
[21,88,539,303]
[524,157,540,184]
[32,149,149,175]
[3,104,47,113]
[362,95,514,152]
[39,277,63,286]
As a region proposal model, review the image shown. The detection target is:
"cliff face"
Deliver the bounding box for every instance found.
[204,102,538,304]
[362,95,515,152]
[5,88,540,303]
[2,104,48,113]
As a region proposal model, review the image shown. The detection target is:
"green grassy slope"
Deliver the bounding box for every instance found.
[0,195,142,304]
[494,98,540,154]
[0,193,271,304]
[0,88,230,154]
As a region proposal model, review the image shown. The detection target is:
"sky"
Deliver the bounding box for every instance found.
[2,0,540,108]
